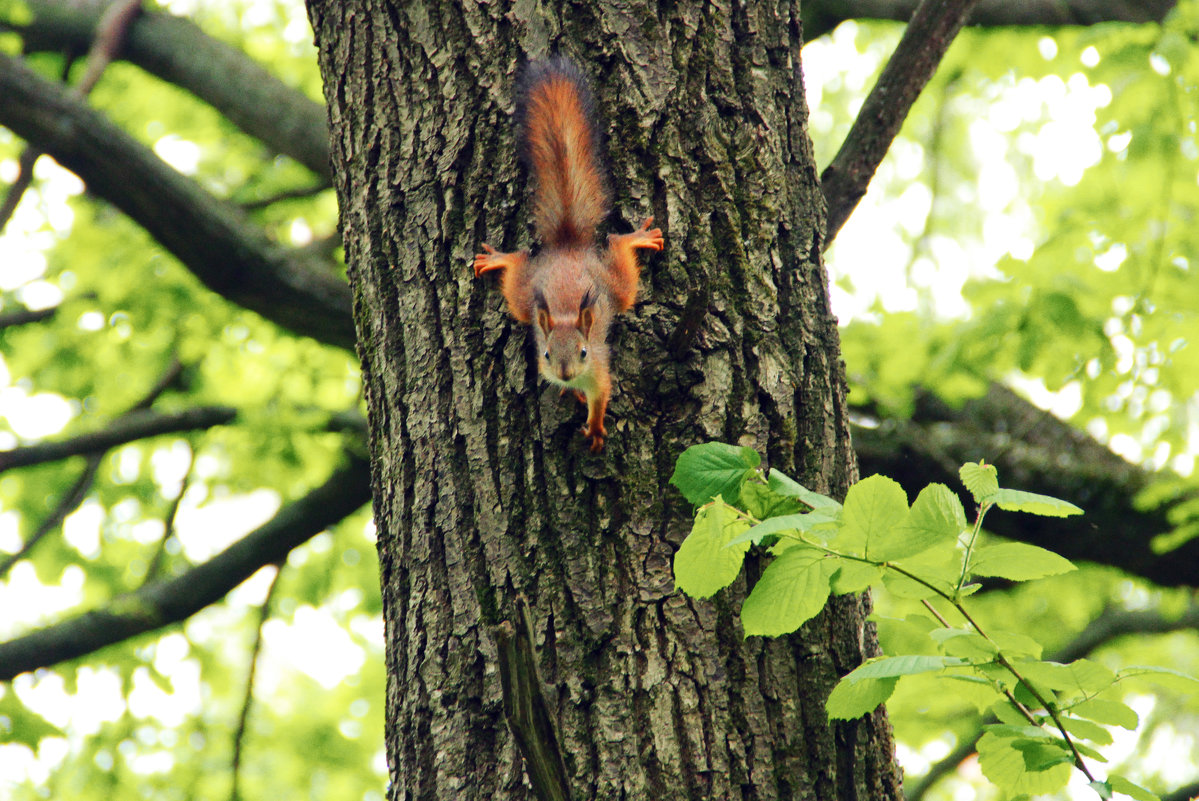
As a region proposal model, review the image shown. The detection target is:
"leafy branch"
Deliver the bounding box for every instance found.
[669,443,1197,801]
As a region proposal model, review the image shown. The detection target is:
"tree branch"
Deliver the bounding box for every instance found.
[853,383,1199,588]
[804,0,1177,41]
[0,451,371,681]
[0,406,236,473]
[493,596,572,801]
[12,0,331,180]
[819,0,984,248]
[0,52,356,351]
[0,305,56,329]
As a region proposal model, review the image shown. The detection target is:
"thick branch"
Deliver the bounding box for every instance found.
[804,0,1177,41]
[854,383,1199,588]
[0,52,355,350]
[0,305,56,329]
[819,0,983,247]
[0,406,236,473]
[0,452,371,681]
[14,0,331,179]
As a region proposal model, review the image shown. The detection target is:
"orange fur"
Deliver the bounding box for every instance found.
[472,59,664,452]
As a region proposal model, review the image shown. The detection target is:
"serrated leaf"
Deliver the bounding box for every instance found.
[990,630,1043,660]
[1117,665,1199,691]
[740,481,803,521]
[826,675,898,720]
[1015,659,1115,694]
[982,723,1056,742]
[930,628,999,661]
[960,462,999,502]
[1013,738,1074,771]
[969,542,1075,581]
[740,547,833,636]
[670,443,760,506]
[727,509,838,547]
[1110,775,1161,801]
[990,488,1083,517]
[673,500,751,598]
[890,483,967,560]
[838,474,910,560]
[767,469,841,512]
[845,654,969,682]
[1069,698,1138,729]
[977,731,1073,796]
[829,560,884,594]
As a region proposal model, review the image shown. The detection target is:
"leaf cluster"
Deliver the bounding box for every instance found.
[670,443,1195,800]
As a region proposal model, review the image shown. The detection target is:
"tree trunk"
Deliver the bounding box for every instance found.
[306,1,904,798]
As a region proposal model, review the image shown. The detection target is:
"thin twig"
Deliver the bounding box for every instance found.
[820,0,985,247]
[230,564,283,801]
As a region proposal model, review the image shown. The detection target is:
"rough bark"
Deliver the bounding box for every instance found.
[308,1,902,799]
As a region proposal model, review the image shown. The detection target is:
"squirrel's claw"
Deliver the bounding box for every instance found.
[581,425,605,452]
[634,217,664,252]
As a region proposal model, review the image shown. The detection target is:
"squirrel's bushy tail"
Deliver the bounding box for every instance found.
[517,58,610,249]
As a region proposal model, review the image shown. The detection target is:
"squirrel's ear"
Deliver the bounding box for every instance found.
[577,288,596,335]
[535,292,553,334]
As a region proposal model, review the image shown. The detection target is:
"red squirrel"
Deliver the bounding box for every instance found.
[473,58,663,452]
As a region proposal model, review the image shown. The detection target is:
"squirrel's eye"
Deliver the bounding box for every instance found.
[543,350,550,360]
[580,347,588,359]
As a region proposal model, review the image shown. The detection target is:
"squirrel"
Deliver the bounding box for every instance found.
[473,58,663,452]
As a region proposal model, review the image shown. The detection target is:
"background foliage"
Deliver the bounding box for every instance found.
[1,1,1197,799]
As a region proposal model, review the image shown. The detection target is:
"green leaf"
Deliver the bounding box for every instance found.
[838,474,910,560]
[727,509,838,547]
[990,488,1083,517]
[844,654,969,682]
[1014,658,1116,694]
[990,630,1043,660]
[1117,665,1199,691]
[740,481,803,521]
[1110,775,1161,801]
[673,500,751,598]
[670,443,760,506]
[829,560,884,594]
[969,542,1076,581]
[767,469,841,512]
[960,461,999,502]
[1059,715,1114,746]
[1069,698,1138,729]
[1092,780,1115,799]
[0,692,61,748]
[740,547,834,636]
[977,730,1073,796]
[930,628,999,661]
[873,614,940,655]
[891,483,967,560]
[826,675,898,720]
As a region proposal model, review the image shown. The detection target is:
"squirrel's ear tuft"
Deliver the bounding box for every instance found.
[580,287,596,310]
